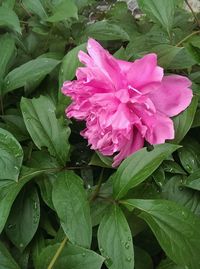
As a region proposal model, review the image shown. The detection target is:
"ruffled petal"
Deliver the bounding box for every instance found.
[113,129,144,167]
[126,53,164,89]
[86,38,125,89]
[148,75,193,117]
[143,112,174,144]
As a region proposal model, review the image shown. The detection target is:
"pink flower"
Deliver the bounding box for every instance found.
[62,38,193,167]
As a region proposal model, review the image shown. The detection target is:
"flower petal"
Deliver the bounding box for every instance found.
[143,112,174,144]
[113,129,144,167]
[148,75,193,117]
[126,53,164,89]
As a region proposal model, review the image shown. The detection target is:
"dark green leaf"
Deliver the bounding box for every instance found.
[184,169,200,191]
[47,0,78,22]
[172,96,198,143]
[1,114,29,141]
[157,258,186,269]
[0,167,46,233]
[178,138,200,173]
[83,21,130,41]
[22,0,47,19]
[162,175,200,216]
[122,199,200,269]
[153,44,196,69]
[5,186,40,250]
[36,243,104,269]
[113,144,179,199]
[0,6,21,33]
[134,246,153,269]
[89,152,112,168]
[59,43,86,87]
[0,34,15,84]
[0,241,20,269]
[137,0,175,34]
[98,205,134,269]
[161,161,186,175]
[3,58,60,95]
[0,128,23,181]
[52,171,92,248]
[21,95,70,165]
[1,0,15,9]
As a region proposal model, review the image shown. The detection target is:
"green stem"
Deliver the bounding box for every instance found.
[89,168,104,202]
[0,95,4,115]
[47,237,68,269]
[176,30,200,47]
[185,0,200,28]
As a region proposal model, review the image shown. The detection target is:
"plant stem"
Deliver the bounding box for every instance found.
[47,237,68,269]
[176,30,200,47]
[0,95,4,115]
[89,168,104,202]
[185,0,200,29]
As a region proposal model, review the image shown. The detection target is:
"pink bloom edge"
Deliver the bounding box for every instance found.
[62,38,193,167]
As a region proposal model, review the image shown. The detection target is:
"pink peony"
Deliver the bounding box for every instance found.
[62,38,193,167]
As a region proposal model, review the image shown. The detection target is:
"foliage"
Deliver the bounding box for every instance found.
[0,0,200,268]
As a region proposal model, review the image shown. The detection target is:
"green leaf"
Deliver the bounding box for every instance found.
[1,0,15,9]
[153,44,196,69]
[113,143,179,199]
[0,167,46,233]
[184,169,200,191]
[59,43,86,86]
[5,186,40,250]
[36,243,104,269]
[178,138,200,173]
[21,95,70,165]
[52,171,92,248]
[3,58,60,95]
[162,175,200,216]
[83,21,130,41]
[0,6,21,33]
[157,258,186,269]
[0,128,23,181]
[0,241,20,269]
[0,34,15,84]
[137,0,175,34]
[122,199,200,269]
[29,151,60,209]
[47,0,78,22]
[1,114,28,142]
[173,96,198,143]
[134,246,153,269]
[98,205,134,269]
[89,152,112,168]
[22,0,47,19]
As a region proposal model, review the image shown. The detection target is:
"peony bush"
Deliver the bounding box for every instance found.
[0,0,200,269]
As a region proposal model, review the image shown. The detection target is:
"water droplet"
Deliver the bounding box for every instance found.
[127,236,131,242]
[126,257,132,262]
[99,247,104,253]
[7,224,16,230]
[179,186,183,191]
[48,108,54,113]
[82,252,86,257]
[6,80,10,85]
[14,166,19,171]
[33,202,38,209]
[60,69,64,74]
[124,242,129,249]
[33,216,39,224]
[105,256,113,266]
[19,243,24,248]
